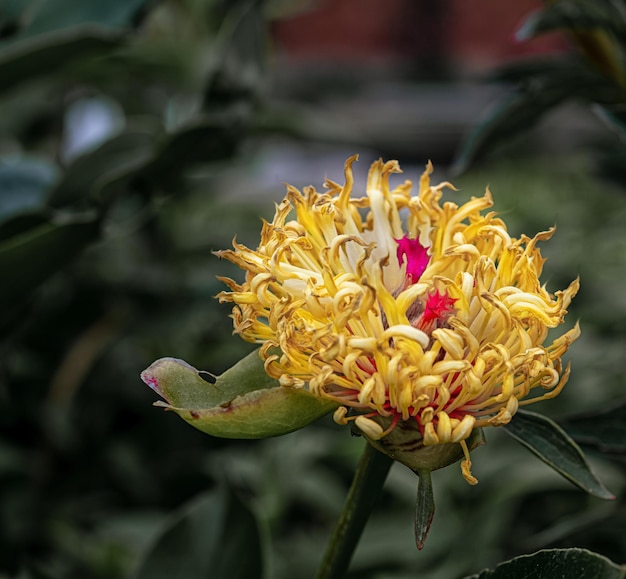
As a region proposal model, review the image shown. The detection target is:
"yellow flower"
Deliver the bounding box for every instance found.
[216,156,580,483]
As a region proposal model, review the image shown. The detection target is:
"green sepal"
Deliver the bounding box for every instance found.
[140,348,338,439]
[362,418,486,473]
[414,468,435,551]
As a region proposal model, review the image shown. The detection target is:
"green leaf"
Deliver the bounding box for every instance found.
[133,483,263,579]
[51,118,245,206]
[465,548,626,578]
[490,59,620,92]
[203,0,267,109]
[453,60,625,173]
[9,0,152,41]
[140,349,338,439]
[49,128,157,207]
[0,158,59,223]
[560,400,626,454]
[0,26,123,94]
[0,213,100,306]
[0,0,157,90]
[0,213,49,243]
[453,87,557,175]
[0,0,26,41]
[516,0,626,42]
[593,103,626,144]
[146,118,241,191]
[502,410,615,500]
[514,2,626,84]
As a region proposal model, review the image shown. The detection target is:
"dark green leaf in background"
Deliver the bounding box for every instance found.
[514,0,626,87]
[452,89,563,175]
[0,0,156,93]
[0,214,100,309]
[503,410,615,500]
[465,548,626,579]
[0,27,123,93]
[49,118,245,209]
[453,60,626,174]
[146,118,242,191]
[0,0,25,40]
[203,0,267,110]
[49,128,157,208]
[516,0,626,42]
[560,400,626,454]
[0,213,49,243]
[9,0,152,40]
[133,483,263,579]
[593,103,626,145]
[490,59,625,95]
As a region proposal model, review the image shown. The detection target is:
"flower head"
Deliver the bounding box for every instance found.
[216,156,580,483]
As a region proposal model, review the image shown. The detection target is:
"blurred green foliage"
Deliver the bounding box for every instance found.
[0,0,625,578]
[453,0,626,181]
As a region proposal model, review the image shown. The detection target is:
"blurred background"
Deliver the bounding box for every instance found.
[1,0,625,577]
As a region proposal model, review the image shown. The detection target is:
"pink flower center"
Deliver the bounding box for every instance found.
[396,236,430,283]
[395,235,456,331]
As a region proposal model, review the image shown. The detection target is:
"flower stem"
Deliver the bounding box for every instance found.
[315,442,393,579]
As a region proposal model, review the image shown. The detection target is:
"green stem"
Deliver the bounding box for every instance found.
[315,442,393,579]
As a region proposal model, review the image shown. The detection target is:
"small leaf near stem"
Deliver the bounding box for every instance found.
[503,409,614,500]
[414,468,435,550]
[316,442,393,579]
